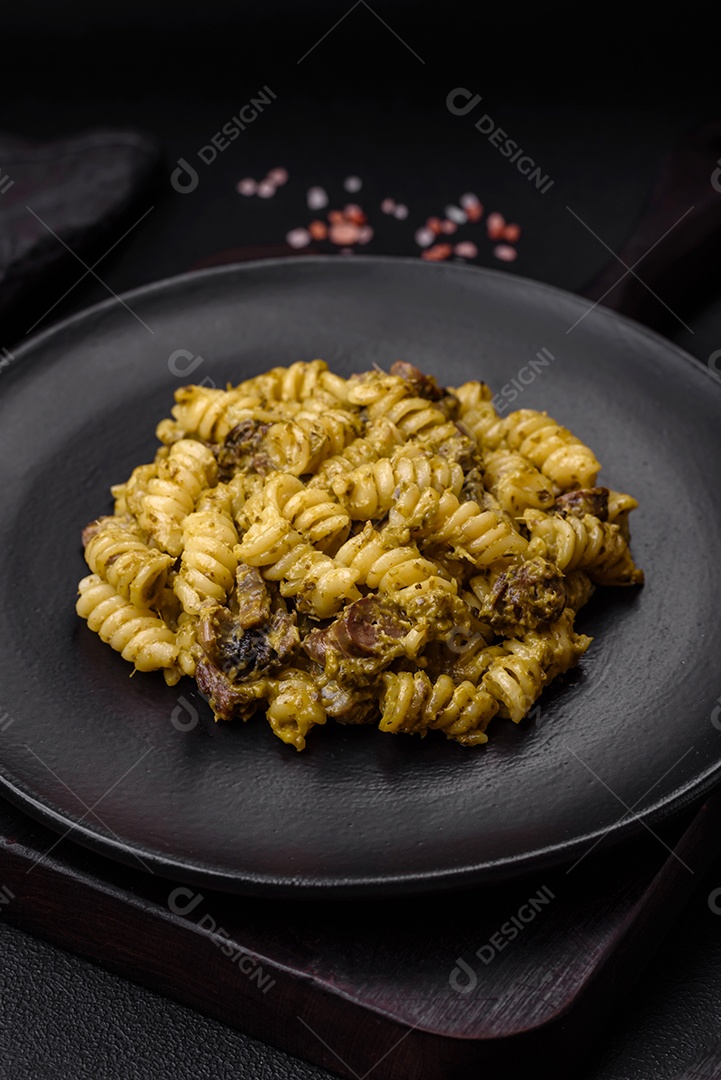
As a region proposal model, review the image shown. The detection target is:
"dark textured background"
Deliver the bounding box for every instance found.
[2,5,721,1077]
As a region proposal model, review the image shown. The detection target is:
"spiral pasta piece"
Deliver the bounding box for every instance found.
[379,671,498,745]
[138,439,218,556]
[196,480,234,515]
[483,449,555,515]
[76,574,179,672]
[266,670,327,751]
[260,418,349,476]
[175,611,203,678]
[452,380,505,448]
[236,508,361,616]
[524,509,643,585]
[453,380,493,415]
[333,447,464,520]
[260,421,317,476]
[607,489,639,539]
[84,516,174,609]
[419,490,527,565]
[347,372,448,439]
[173,507,239,614]
[449,638,505,685]
[238,360,347,406]
[542,608,593,680]
[111,463,157,518]
[563,570,595,612]
[163,384,271,444]
[335,522,445,593]
[482,609,591,721]
[481,638,547,722]
[227,471,264,525]
[308,418,403,487]
[256,409,359,477]
[246,473,350,549]
[503,409,601,488]
[296,408,360,457]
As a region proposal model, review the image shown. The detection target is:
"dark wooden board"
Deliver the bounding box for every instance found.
[2,791,720,1079]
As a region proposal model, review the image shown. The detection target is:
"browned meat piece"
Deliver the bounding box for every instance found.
[389,360,445,401]
[235,564,271,628]
[481,557,566,632]
[555,487,609,521]
[389,359,461,420]
[303,595,412,666]
[195,659,266,721]
[215,418,272,477]
[199,604,299,682]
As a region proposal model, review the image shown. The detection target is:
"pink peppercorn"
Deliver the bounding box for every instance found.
[309,220,328,240]
[422,243,453,261]
[487,212,506,240]
[330,221,361,245]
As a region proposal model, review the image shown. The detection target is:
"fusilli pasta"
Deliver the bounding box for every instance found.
[76,359,643,750]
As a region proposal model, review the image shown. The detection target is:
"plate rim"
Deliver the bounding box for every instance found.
[0,752,715,897]
[9,253,721,395]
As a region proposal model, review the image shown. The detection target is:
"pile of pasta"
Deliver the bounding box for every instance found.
[76,359,643,750]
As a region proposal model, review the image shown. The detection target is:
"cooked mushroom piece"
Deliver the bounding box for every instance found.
[199,602,299,683]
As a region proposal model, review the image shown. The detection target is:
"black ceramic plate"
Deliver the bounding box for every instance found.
[1,256,720,897]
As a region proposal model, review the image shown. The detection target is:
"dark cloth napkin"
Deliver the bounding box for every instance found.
[0,130,160,339]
